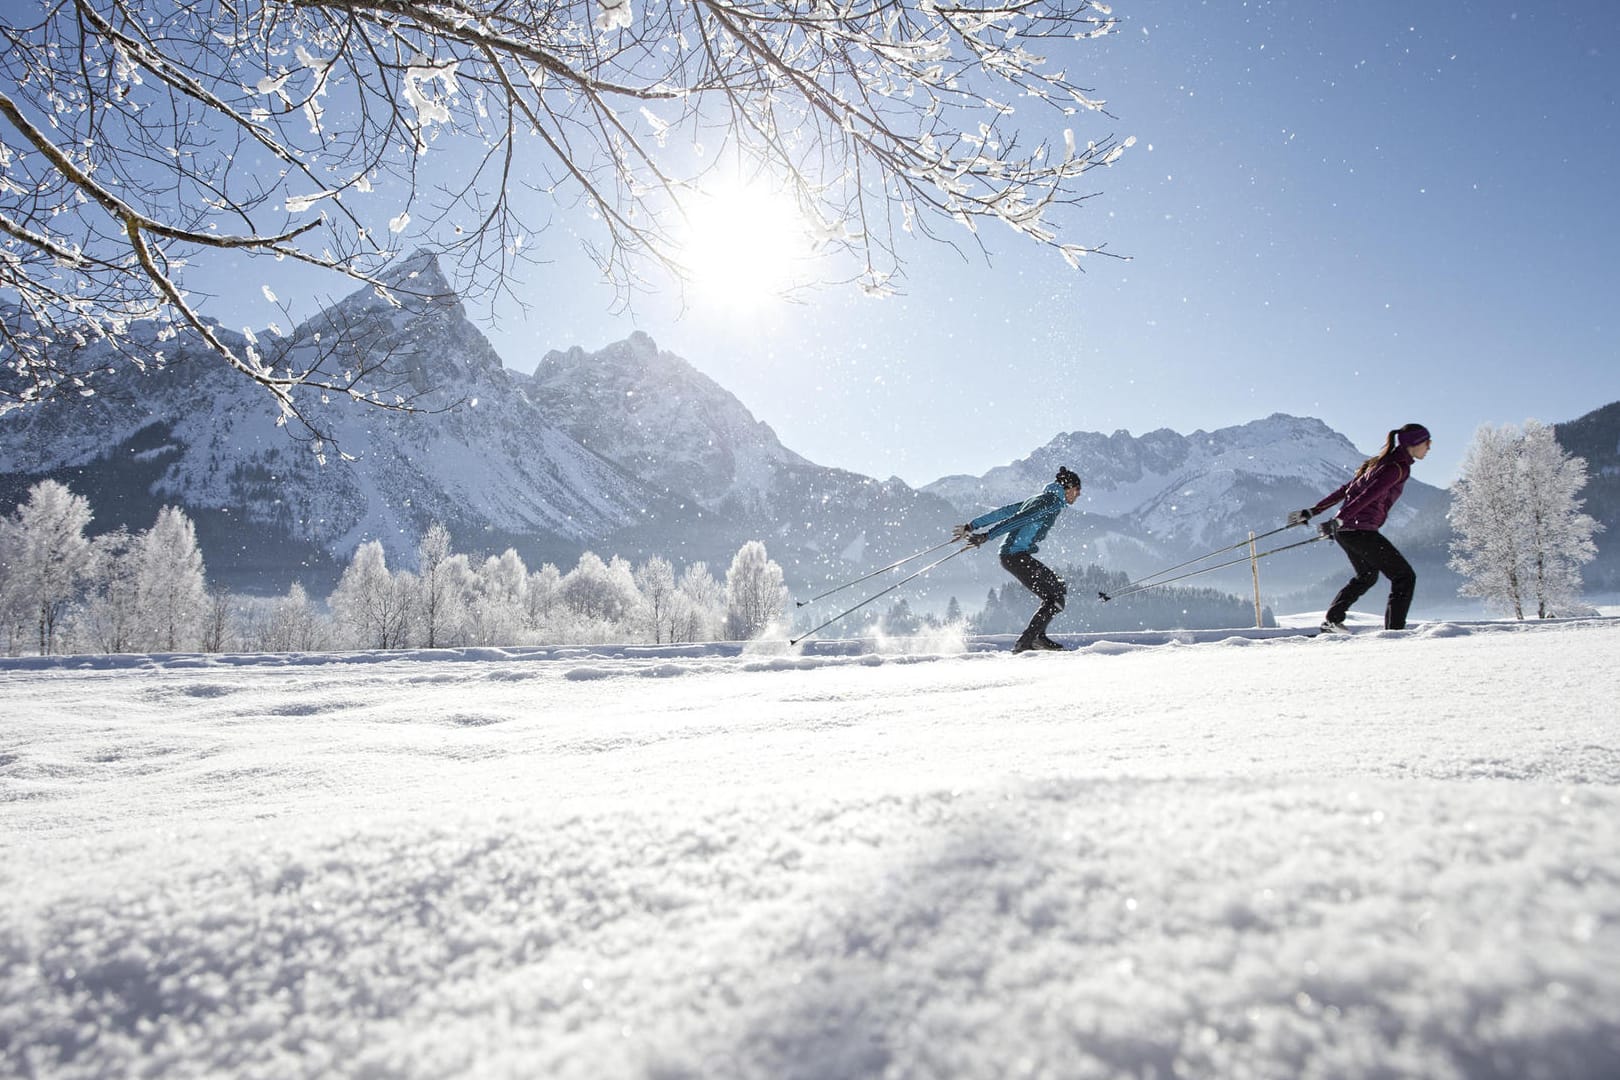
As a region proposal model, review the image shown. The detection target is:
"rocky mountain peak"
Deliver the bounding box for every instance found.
[372,249,455,309]
[527,333,805,506]
[289,249,463,336]
[282,250,503,399]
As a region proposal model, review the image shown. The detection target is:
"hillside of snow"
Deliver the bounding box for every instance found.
[3,618,1618,1079]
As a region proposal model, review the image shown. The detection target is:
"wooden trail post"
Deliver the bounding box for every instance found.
[1249,532,1263,628]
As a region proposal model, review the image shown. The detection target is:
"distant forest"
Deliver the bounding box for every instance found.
[971,563,1272,634]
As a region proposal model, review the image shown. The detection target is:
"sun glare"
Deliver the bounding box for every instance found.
[675,179,816,312]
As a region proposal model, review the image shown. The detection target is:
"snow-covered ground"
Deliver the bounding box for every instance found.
[4,618,1619,1079]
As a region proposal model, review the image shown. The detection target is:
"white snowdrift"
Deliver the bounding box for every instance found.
[3,619,1618,1079]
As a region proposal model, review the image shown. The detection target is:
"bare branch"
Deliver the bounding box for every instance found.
[1,0,1132,431]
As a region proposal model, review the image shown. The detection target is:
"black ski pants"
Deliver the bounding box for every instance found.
[1001,552,1067,642]
[1326,528,1416,630]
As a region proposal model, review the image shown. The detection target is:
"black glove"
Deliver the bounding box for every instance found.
[1287,508,1314,527]
[967,532,988,548]
[951,524,975,542]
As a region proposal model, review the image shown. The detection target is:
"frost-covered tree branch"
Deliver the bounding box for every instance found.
[1,0,1133,425]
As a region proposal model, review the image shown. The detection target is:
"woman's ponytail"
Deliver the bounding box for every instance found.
[1353,425,1427,479]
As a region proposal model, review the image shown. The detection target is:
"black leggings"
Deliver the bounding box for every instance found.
[1327,529,1416,629]
[1000,552,1067,640]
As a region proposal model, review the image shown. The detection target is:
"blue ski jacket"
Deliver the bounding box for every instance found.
[969,482,1070,555]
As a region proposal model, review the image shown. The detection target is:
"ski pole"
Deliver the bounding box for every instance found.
[1099,532,1331,602]
[1096,521,1304,601]
[795,538,960,608]
[791,543,972,645]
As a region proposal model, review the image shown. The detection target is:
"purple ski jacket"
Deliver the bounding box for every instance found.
[1310,448,1413,531]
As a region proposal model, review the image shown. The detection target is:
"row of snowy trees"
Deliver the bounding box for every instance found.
[1449,420,1602,619]
[5,425,1602,654]
[318,526,788,651]
[0,481,211,655]
[0,480,790,655]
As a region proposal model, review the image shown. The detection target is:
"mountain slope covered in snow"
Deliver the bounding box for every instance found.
[0,256,962,592]
[0,254,650,587]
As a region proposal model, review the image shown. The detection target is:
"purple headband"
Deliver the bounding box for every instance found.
[1397,425,1431,448]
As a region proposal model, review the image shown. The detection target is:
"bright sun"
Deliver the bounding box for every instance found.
[674,179,816,311]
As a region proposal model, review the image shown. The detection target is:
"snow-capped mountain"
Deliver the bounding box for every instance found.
[921,414,1456,596]
[927,414,1447,542]
[527,331,810,510]
[927,415,1358,521]
[518,332,962,581]
[0,253,654,588]
[0,253,960,591]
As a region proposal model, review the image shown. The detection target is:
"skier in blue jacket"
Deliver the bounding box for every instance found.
[953,466,1083,653]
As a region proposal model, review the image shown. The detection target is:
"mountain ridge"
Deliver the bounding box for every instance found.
[0,254,655,588]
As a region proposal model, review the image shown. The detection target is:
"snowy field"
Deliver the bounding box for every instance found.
[4,617,1620,1080]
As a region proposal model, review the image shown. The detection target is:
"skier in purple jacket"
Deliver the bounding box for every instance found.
[1289,423,1432,632]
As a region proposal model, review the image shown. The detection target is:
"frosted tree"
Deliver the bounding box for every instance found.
[554,552,605,639]
[131,506,210,652]
[329,540,414,649]
[77,527,141,654]
[258,581,330,653]
[200,585,239,654]
[0,480,97,654]
[1450,425,1527,617]
[1449,421,1600,619]
[462,548,527,646]
[2,0,1131,430]
[245,596,285,654]
[558,551,640,635]
[433,554,477,647]
[610,555,645,639]
[0,525,19,655]
[1516,421,1600,617]
[724,541,787,640]
[415,522,471,648]
[526,563,563,637]
[674,561,725,643]
[634,556,678,644]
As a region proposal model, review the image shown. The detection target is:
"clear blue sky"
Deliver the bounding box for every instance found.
[225,1,1620,489]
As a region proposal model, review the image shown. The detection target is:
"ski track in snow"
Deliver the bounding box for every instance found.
[2,619,1619,1079]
